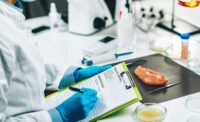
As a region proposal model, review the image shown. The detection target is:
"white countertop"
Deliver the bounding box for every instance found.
[25,15,200,122]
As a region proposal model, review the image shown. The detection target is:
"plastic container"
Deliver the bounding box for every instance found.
[187,115,200,122]
[148,29,172,52]
[135,103,167,122]
[164,36,181,60]
[165,45,181,60]
[181,34,190,62]
[117,0,136,52]
[186,94,200,113]
[49,3,62,31]
[187,58,200,74]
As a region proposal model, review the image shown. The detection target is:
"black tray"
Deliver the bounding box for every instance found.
[113,53,200,103]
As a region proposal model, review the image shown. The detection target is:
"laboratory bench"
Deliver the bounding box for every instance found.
[26,16,200,122]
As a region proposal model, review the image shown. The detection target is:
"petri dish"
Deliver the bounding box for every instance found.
[187,58,200,74]
[148,29,173,53]
[135,103,167,122]
[187,115,200,122]
[165,45,181,60]
[186,95,200,113]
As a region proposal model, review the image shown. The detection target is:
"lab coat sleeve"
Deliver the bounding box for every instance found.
[48,109,64,122]
[0,42,52,122]
[58,66,80,89]
[0,111,52,122]
[45,64,79,90]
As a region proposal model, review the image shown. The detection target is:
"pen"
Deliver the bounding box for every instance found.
[69,87,85,93]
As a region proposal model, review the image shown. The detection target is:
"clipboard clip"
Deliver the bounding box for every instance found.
[120,71,135,90]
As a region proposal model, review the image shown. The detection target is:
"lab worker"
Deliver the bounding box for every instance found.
[0,0,112,122]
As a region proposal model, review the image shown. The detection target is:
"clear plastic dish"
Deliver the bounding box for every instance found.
[187,58,200,74]
[135,103,167,122]
[186,95,200,113]
[187,115,200,122]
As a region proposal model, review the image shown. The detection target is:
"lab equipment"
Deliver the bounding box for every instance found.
[187,115,200,122]
[147,82,181,94]
[135,103,167,122]
[46,63,142,122]
[49,3,64,31]
[146,0,200,35]
[186,93,200,121]
[181,34,190,61]
[164,36,182,60]
[165,46,181,60]
[136,6,165,32]
[117,0,136,52]
[81,52,133,66]
[148,28,173,52]
[61,11,68,23]
[68,0,121,35]
[32,26,50,34]
[186,94,200,113]
[83,36,117,57]
[178,0,200,7]
[74,65,112,82]
[56,88,98,122]
[187,58,200,74]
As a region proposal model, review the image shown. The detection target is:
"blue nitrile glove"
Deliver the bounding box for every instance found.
[59,66,80,89]
[56,88,98,122]
[74,65,112,82]
[59,65,112,89]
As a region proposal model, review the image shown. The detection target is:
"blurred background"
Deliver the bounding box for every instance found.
[22,0,116,19]
[22,0,68,18]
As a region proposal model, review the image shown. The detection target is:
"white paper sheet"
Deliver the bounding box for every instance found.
[45,63,137,122]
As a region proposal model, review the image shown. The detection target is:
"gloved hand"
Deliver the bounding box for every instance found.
[56,88,98,122]
[74,65,112,82]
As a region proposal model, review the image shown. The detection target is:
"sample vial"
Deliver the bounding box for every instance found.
[181,34,190,61]
[49,3,61,31]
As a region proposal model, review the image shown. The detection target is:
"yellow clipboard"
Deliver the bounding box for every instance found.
[46,62,142,122]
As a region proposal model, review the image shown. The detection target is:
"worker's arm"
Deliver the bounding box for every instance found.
[44,64,79,90]
[58,65,112,89]
[45,64,112,90]
[0,41,52,122]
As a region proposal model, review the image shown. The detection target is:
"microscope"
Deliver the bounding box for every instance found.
[67,0,121,35]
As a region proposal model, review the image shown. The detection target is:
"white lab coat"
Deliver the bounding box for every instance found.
[0,1,65,122]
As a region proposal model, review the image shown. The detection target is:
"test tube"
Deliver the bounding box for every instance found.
[181,34,190,61]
